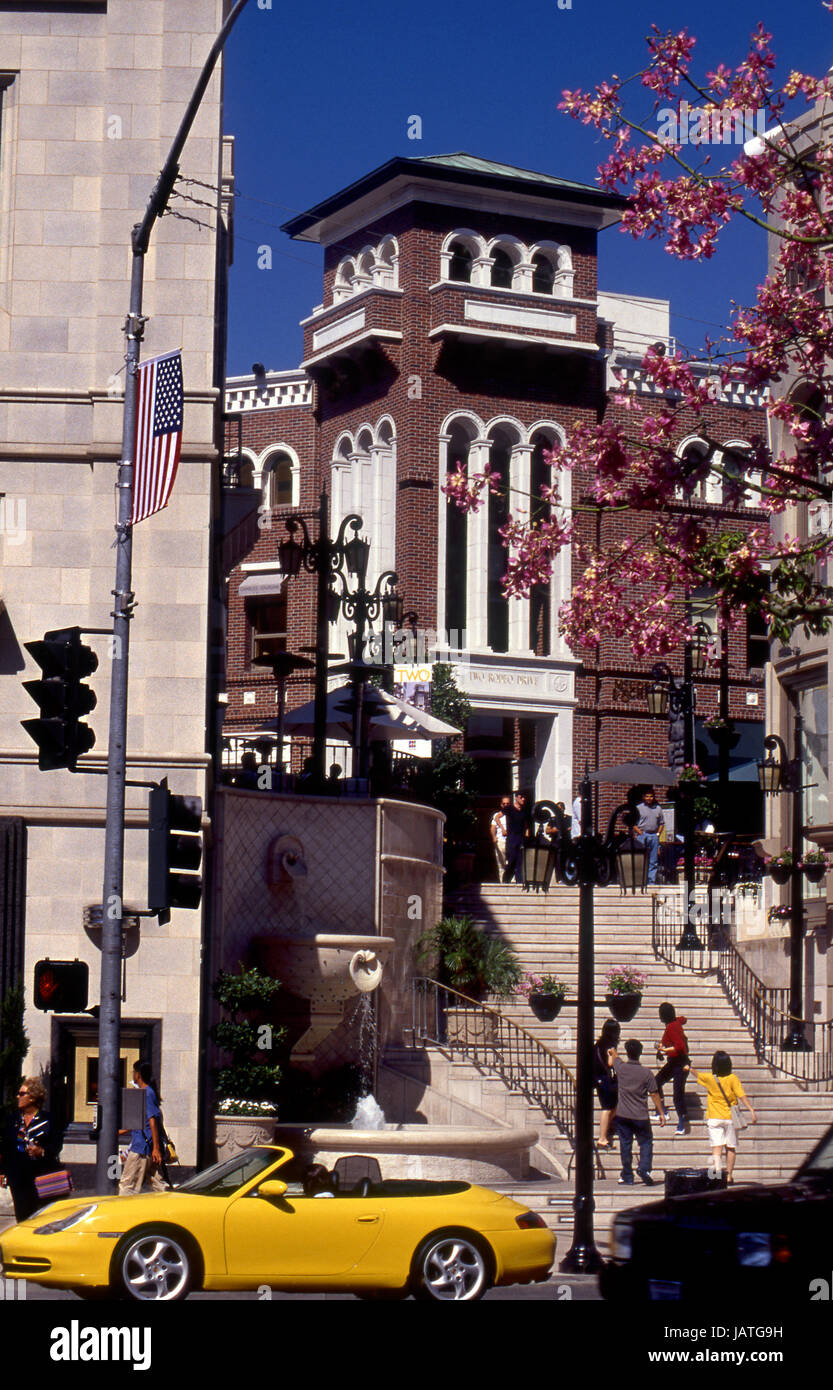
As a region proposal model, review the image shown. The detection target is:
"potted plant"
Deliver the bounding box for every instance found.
[767,904,793,923]
[517,973,567,1022]
[801,849,829,883]
[416,915,522,1002]
[603,965,646,1022]
[211,965,286,1158]
[766,849,794,885]
[735,880,761,900]
[677,763,706,788]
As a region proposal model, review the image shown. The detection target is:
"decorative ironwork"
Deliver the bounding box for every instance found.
[652,894,833,1084]
[410,977,576,1142]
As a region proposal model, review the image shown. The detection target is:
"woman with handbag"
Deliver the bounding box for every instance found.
[593,1019,621,1149]
[0,1077,67,1221]
[695,1050,757,1184]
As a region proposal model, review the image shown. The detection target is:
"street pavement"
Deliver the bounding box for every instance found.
[10,1273,601,1300]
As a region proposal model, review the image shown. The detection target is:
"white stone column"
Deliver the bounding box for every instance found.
[537,710,574,805]
[466,438,491,650]
[508,444,532,654]
[515,259,535,293]
[549,465,573,661]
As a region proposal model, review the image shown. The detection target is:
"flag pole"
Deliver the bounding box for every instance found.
[96,0,252,1192]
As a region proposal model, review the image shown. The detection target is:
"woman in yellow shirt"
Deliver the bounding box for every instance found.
[695,1050,756,1184]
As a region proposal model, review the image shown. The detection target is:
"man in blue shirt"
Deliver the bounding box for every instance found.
[118,1062,167,1194]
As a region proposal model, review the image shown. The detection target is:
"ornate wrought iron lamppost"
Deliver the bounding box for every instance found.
[648,621,711,950]
[757,715,811,1052]
[330,537,400,779]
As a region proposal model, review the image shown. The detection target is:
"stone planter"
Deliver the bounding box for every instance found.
[528,992,564,1022]
[214,1113,276,1161]
[604,992,642,1023]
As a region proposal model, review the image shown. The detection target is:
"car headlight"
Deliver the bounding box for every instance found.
[611,1218,634,1261]
[34,1204,98,1235]
[736,1232,771,1268]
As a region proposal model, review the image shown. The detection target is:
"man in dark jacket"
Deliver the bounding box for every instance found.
[502,791,531,885]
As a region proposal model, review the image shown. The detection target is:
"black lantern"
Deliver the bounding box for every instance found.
[523,838,556,893]
[344,533,370,581]
[647,681,669,717]
[381,585,404,627]
[690,621,712,675]
[616,836,647,895]
[757,746,784,796]
[278,533,303,578]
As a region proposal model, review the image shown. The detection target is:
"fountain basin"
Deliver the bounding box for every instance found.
[272,1123,539,1183]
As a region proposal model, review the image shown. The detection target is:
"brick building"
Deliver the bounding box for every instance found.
[220,153,767,851]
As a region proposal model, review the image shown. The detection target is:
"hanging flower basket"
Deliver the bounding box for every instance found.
[529,992,565,1022]
[605,992,642,1023]
[603,966,645,1022]
[769,863,792,885]
[802,852,829,883]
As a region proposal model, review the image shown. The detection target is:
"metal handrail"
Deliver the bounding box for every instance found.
[410,977,577,1141]
[652,891,833,1085]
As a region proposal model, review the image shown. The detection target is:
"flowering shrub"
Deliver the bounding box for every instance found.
[217,1098,277,1117]
[605,965,646,996]
[517,973,567,999]
[693,853,714,868]
[443,23,833,658]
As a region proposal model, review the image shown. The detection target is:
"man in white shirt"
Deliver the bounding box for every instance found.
[490,796,510,879]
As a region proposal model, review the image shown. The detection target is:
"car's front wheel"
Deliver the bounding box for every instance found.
[113,1229,195,1302]
[411,1231,491,1302]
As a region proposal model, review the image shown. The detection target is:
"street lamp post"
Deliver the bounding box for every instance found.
[280,499,401,782]
[757,714,811,1052]
[559,769,603,1274]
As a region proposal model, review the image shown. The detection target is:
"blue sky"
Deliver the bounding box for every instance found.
[221,0,833,377]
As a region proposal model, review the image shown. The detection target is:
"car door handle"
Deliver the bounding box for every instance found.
[356,1215,379,1223]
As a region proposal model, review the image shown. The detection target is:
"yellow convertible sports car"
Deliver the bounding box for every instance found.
[0,1146,555,1302]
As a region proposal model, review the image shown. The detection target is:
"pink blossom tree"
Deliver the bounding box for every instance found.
[444,22,833,658]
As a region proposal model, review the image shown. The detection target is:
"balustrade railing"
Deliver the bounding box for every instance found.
[410,977,576,1142]
[652,891,833,1085]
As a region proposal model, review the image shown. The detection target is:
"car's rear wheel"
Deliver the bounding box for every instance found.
[113,1228,195,1302]
[411,1231,491,1302]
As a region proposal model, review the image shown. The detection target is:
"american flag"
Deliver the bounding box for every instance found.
[131,349,184,525]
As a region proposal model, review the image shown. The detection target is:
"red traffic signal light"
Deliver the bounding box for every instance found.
[34,959,89,1012]
[22,627,98,771]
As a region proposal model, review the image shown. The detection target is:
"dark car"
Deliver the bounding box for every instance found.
[600,1123,833,1302]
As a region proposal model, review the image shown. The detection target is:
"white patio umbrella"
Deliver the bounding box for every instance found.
[282,683,460,742]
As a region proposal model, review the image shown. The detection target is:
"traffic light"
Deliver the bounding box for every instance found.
[34,959,89,1013]
[22,627,97,771]
[148,777,203,922]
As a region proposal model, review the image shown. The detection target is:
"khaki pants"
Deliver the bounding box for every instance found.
[119,1150,168,1195]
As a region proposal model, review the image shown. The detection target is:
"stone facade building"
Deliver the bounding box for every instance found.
[0,0,230,1170]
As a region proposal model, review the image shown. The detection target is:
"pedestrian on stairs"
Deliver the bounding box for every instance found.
[695,1051,757,1185]
[655,1003,690,1136]
[613,1039,666,1185]
[593,1019,620,1149]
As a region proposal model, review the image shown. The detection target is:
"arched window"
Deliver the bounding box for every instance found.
[487,427,514,654]
[445,422,474,635]
[448,241,473,283]
[719,441,753,506]
[262,451,294,508]
[490,248,514,289]
[531,253,555,296]
[375,237,398,289]
[678,438,711,501]
[528,431,553,655]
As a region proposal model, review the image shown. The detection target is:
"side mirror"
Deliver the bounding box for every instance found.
[258,1179,288,1199]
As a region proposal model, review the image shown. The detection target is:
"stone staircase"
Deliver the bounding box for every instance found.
[433,884,833,1253]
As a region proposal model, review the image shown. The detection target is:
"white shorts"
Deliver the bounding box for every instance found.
[707,1117,737,1149]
